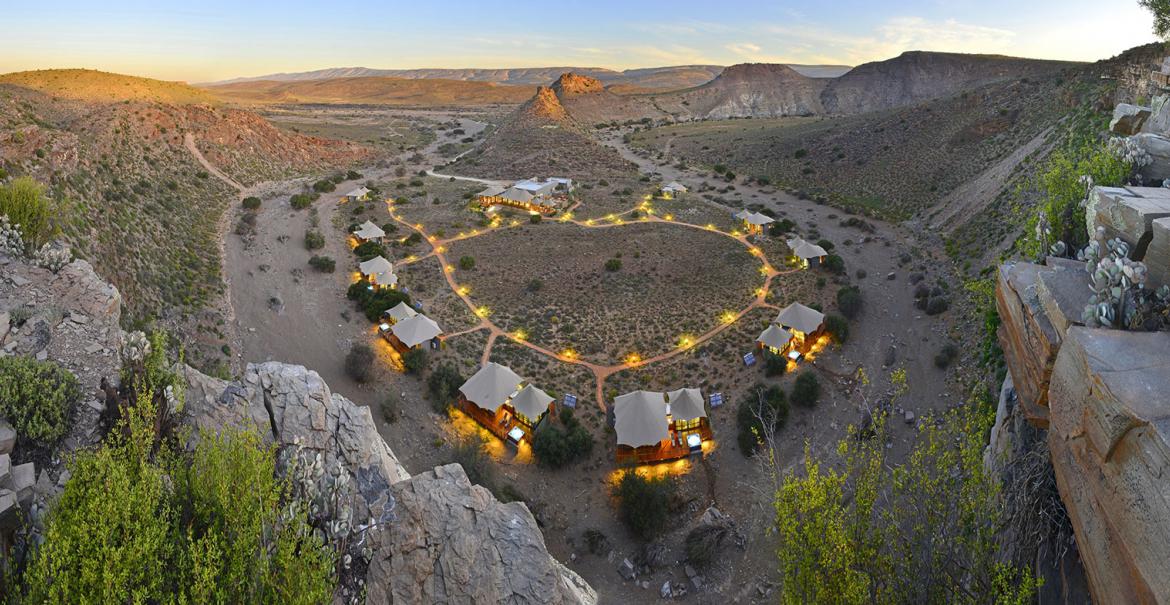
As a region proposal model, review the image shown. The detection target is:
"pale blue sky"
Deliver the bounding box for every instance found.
[0,1,1159,82]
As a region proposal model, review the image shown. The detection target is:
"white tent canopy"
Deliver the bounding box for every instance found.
[385,301,417,323]
[511,384,554,420]
[391,314,442,348]
[614,391,670,448]
[478,186,506,197]
[345,186,371,199]
[774,302,825,335]
[459,362,523,413]
[501,188,535,203]
[666,388,706,421]
[746,212,775,226]
[787,237,828,260]
[662,181,687,193]
[359,256,393,277]
[353,220,385,240]
[757,324,793,350]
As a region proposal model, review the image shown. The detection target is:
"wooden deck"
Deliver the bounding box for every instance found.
[457,397,537,444]
[616,424,713,465]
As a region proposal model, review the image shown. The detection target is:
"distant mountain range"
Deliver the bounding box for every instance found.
[203,64,853,88]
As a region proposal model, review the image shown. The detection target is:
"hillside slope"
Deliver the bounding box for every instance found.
[206,77,535,106]
[0,72,371,332]
[0,69,218,105]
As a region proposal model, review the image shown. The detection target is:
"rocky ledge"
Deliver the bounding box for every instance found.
[183,361,596,604]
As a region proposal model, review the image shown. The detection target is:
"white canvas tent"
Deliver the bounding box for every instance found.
[787,237,828,260]
[344,186,371,201]
[661,181,687,194]
[477,185,506,198]
[358,256,393,278]
[666,388,706,421]
[757,325,793,351]
[774,303,825,336]
[459,362,523,412]
[511,384,554,421]
[390,314,442,348]
[501,188,535,203]
[353,220,385,241]
[384,301,417,323]
[614,391,669,448]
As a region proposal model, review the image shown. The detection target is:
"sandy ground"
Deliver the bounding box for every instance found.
[218,109,966,603]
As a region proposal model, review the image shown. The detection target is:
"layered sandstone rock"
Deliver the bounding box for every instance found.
[995,261,1064,426]
[1047,328,1170,603]
[1085,185,1170,284]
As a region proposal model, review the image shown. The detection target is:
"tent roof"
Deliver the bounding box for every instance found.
[459,362,523,412]
[511,384,554,419]
[385,301,417,322]
[745,211,775,226]
[774,302,825,334]
[788,237,828,259]
[666,388,706,421]
[345,186,370,198]
[354,220,385,240]
[614,391,669,448]
[501,188,535,202]
[734,209,752,220]
[662,181,687,192]
[757,325,793,349]
[359,256,393,277]
[373,272,398,287]
[478,186,506,197]
[391,314,441,348]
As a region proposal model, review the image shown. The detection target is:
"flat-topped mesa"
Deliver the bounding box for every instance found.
[551,72,606,97]
[714,63,812,83]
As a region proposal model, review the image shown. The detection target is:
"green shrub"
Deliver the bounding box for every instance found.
[345,343,375,383]
[529,213,542,224]
[360,288,411,322]
[0,356,81,443]
[241,196,261,210]
[615,472,676,541]
[822,254,845,275]
[402,348,428,374]
[303,230,325,250]
[934,343,959,369]
[307,255,335,273]
[836,286,863,319]
[289,193,315,210]
[353,241,386,261]
[312,179,336,193]
[0,176,57,251]
[532,409,594,468]
[458,256,475,270]
[380,397,399,423]
[794,149,808,159]
[816,239,835,251]
[824,314,849,344]
[605,258,622,272]
[346,170,362,180]
[764,350,787,377]
[426,364,465,413]
[791,372,821,408]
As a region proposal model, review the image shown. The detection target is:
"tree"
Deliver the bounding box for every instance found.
[0,355,81,443]
[241,196,261,210]
[0,176,57,251]
[837,286,863,319]
[308,255,335,273]
[824,314,849,344]
[791,372,821,408]
[736,385,788,456]
[426,364,465,412]
[304,230,325,250]
[615,472,676,541]
[822,254,845,275]
[763,350,787,377]
[1142,0,1170,39]
[605,258,622,272]
[531,409,594,468]
[345,343,375,383]
[402,348,427,374]
[353,241,386,262]
[312,179,336,193]
[529,213,542,224]
[458,255,475,270]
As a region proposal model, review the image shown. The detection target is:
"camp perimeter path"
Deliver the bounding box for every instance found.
[389,196,798,412]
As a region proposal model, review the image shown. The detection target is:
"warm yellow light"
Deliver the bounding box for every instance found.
[475,306,490,318]
[721,311,736,324]
[436,246,446,253]
[428,235,437,241]
[513,329,527,341]
[663,214,673,221]
[511,219,521,226]
[626,353,641,365]
[731,229,742,237]
[607,213,616,220]
[415,223,423,229]
[679,335,693,349]
[705,223,715,230]
[445,264,454,273]
[561,348,578,360]
[586,219,595,226]
[406,254,417,261]
[755,287,765,297]
[560,212,573,222]
[458,286,470,295]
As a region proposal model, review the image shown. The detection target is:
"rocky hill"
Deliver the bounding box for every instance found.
[0,69,218,105]
[447,83,636,181]
[206,76,535,106]
[0,71,371,373]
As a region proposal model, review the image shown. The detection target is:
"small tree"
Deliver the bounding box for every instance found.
[736,385,788,456]
[426,364,465,413]
[402,348,427,374]
[304,230,325,250]
[241,196,261,210]
[531,409,594,468]
[345,343,375,383]
[824,314,850,344]
[0,176,57,251]
[791,372,821,408]
[605,258,622,272]
[615,472,676,541]
[529,213,542,224]
[837,286,863,319]
[458,256,476,270]
[764,350,787,377]
[1143,0,1170,38]
[307,255,335,273]
[353,241,386,262]
[822,254,845,275]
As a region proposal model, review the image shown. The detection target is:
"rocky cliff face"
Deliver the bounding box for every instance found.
[1,253,595,604]
[551,73,607,97]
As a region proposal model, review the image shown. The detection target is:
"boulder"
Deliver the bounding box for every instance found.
[1147,217,1170,289]
[1086,185,1170,259]
[1047,327,1170,603]
[1110,104,1151,135]
[0,421,14,456]
[1131,133,1170,184]
[1035,264,1090,337]
[0,454,9,488]
[384,464,597,605]
[995,262,1062,426]
[11,462,35,505]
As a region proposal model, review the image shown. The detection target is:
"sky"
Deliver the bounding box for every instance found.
[0,1,1160,82]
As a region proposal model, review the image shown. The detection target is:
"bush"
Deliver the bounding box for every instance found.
[402,348,428,374]
[380,397,399,423]
[0,356,81,444]
[289,193,315,210]
[0,176,56,251]
[241,196,261,210]
[836,286,863,319]
[934,343,959,369]
[360,288,411,322]
[794,149,808,159]
[824,314,850,344]
[312,179,336,193]
[307,255,335,273]
[526,278,544,292]
[303,230,325,250]
[615,472,676,541]
[21,400,332,603]
[529,213,542,224]
[427,364,465,413]
[346,170,362,180]
[345,343,375,383]
[449,436,497,492]
[763,350,787,377]
[458,255,475,270]
[791,372,821,408]
[816,239,835,251]
[821,254,845,275]
[736,385,788,456]
[353,240,386,261]
[685,523,730,568]
[605,258,622,272]
[926,296,950,316]
[532,409,594,468]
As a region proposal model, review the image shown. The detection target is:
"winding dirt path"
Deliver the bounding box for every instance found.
[184,132,246,193]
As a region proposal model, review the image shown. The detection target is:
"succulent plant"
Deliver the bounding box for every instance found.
[1077,234,1161,330]
[0,215,26,257]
